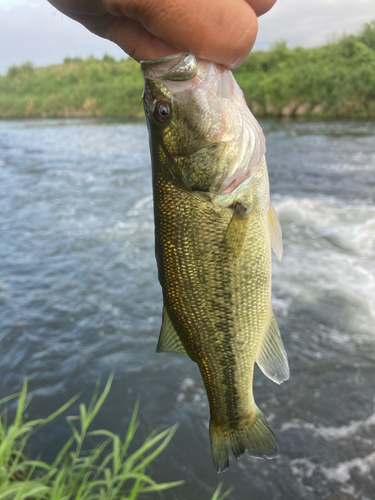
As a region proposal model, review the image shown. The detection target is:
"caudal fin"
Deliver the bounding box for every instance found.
[209,408,278,473]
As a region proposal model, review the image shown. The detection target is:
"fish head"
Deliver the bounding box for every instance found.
[141,53,266,200]
[141,54,214,157]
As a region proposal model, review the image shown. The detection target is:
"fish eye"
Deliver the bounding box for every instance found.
[154,101,170,123]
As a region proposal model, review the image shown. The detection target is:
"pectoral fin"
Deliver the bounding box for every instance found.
[221,202,253,261]
[256,311,289,384]
[268,203,283,261]
[156,307,188,356]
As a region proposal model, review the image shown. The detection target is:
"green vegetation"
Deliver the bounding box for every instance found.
[234,20,375,118]
[0,375,231,500]
[0,56,144,119]
[1,21,375,119]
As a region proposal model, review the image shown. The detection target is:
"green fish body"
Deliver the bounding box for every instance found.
[141,54,289,473]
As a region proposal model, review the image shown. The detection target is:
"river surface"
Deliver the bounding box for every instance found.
[1,118,375,500]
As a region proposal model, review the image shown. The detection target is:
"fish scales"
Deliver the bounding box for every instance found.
[141,53,289,472]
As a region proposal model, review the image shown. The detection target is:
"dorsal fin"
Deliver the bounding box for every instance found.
[256,311,289,384]
[268,203,283,261]
[156,307,188,356]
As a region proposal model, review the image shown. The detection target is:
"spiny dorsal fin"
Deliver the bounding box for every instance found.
[156,307,188,356]
[256,311,289,384]
[268,203,283,261]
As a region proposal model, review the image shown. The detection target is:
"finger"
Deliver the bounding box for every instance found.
[246,0,277,17]
[109,0,258,68]
[106,16,181,62]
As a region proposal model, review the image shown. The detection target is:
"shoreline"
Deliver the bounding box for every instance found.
[1,20,374,121]
[1,114,375,122]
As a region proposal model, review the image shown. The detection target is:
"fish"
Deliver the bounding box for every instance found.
[141,53,289,473]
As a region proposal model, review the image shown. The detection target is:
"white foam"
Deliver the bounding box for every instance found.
[272,196,375,334]
[289,456,374,498]
[322,451,375,484]
[281,408,375,440]
[176,377,207,411]
[127,194,153,216]
[290,457,316,479]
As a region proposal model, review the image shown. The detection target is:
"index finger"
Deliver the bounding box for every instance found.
[108,0,274,67]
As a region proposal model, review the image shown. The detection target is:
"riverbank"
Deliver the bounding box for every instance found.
[1,21,374,119]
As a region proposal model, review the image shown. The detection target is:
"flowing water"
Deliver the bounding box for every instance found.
[1,118,375,500]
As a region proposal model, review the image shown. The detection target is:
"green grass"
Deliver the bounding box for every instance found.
[0,375,231,500]
[1,21,374,119]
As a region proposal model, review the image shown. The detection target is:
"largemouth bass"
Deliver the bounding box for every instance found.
[141,53,289,473]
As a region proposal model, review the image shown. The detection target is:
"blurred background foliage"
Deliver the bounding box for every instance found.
[0,21,374,119]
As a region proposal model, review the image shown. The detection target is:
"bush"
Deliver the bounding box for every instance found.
[359,20,375,50]
[64,57,83,64]
[6,61,34,79]
[103,54,116,63]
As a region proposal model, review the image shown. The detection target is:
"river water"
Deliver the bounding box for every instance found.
[1,118,375,500]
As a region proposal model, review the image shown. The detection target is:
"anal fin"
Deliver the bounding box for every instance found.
[156,307,188,356]
[256,311,289,384]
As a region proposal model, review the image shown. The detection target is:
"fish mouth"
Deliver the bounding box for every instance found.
[140,53,198,81]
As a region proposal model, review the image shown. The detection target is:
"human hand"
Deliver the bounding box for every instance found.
[47,0,276,68]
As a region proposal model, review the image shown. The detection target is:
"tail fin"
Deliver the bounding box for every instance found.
[209,408,278,473]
